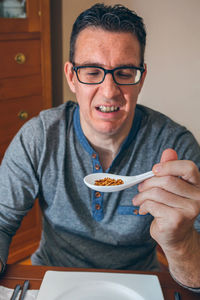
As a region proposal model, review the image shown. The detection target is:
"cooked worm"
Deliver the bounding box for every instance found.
[94,177,124,186]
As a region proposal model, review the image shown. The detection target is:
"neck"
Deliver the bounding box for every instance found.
[93,138,121,171]
[84,128,128,171]
[79,112,134,171]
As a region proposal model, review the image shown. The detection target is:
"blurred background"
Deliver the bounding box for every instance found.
[51,0,200,143]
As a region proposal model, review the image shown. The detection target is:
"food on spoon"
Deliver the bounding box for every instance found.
[94,177,124,186]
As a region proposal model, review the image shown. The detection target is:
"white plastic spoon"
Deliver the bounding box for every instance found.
[84,170,154,192]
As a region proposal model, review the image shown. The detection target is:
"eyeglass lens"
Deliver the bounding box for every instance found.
[76,67,142,85]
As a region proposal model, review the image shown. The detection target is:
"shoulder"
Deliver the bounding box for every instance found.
[136,104,191,137]
[19,101,77,136]
[2,101,78,163]
[136,104,200,165]
[21,100,77,146]
[38,100,77,127]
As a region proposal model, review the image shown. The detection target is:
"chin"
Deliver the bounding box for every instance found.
[95,125,120,136]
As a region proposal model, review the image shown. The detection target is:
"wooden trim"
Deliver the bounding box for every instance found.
[0,32,40,41]
[39,0,52,109]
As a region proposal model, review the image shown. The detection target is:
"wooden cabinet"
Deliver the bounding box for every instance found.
[0,0,52,263]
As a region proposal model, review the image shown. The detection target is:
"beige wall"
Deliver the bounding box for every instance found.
[61,0,200,143]
[62,0,96,103]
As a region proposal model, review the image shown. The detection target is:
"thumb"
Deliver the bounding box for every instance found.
[152,148,178,176]
[160,148,178,163]
[154,149,200,186]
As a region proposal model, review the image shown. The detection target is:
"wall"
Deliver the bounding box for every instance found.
[61,0,200,143]
[62,0,96,103]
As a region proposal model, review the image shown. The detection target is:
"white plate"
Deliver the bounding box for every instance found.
[36,271,164,300]
[56,281,143,300]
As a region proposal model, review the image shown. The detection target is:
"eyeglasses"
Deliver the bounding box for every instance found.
[72,65,145,85]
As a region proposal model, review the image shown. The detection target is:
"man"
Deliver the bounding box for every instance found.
[0,3,200,291]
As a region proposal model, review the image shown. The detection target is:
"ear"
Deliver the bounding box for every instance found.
[138,63,147,93]
[64,62,76,93]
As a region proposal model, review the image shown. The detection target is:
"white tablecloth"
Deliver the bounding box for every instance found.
[0,286,38,300]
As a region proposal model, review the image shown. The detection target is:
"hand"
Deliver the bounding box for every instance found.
[133,149,200,288]
[133,148,200,286]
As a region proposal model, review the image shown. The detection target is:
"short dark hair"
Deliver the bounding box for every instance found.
[69,3,146,65]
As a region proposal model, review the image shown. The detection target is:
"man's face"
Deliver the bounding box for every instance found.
[65,28,146,139]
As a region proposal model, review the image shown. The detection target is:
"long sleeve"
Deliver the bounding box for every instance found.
[0,118,42,269]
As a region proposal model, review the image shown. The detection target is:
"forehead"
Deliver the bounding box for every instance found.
[74,27,141,67]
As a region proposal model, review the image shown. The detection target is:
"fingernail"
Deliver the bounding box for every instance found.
[153,163,162,174]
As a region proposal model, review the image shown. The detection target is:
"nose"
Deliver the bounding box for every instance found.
[99,73,121,99]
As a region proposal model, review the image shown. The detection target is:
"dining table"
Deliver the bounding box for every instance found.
[0,264,199,299]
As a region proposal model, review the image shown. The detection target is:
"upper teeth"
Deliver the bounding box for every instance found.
[99,105,119,112]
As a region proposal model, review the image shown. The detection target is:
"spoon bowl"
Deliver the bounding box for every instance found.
[84,171,154,192]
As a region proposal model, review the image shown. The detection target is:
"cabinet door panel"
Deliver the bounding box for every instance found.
[0,39,41,79]
[0,74,42,100]
[0,95,43,162]
[0,140,8,163]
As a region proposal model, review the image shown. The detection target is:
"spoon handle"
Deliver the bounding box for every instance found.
[132,170,154,182]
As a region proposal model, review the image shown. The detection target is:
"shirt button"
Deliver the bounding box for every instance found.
[95,164,100,170]
[95,192,101,198]
[133,209,139,215]
[92,153,97,159]
[95,204,101,210]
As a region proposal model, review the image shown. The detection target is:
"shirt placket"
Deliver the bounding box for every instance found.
[91,152,104,221]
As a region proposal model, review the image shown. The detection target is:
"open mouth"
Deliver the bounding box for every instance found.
[97,105,120,113]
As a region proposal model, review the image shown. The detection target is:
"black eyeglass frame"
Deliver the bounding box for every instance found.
[72,65,145,85]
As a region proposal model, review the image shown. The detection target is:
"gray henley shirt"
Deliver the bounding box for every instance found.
[0,101,200,284]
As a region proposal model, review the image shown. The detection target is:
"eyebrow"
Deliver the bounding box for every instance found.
[74,62,141,68]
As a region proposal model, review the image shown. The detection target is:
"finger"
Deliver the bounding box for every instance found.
[160,148,178,163]
[138,175,200,201]
[138,201,190,243]
[139,200,199,233]
[133,187,200,217]
[139,199,179,219]
[153,159,200,186]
